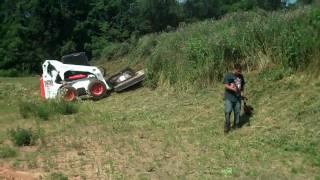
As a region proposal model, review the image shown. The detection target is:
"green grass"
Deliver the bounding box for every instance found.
[45,172,68,180]
[97,7,320,90]
[0,74,319,179]
[8,127,35,146]
[0,7,319,179]
[19,100,79,120]
[0,146,17,158]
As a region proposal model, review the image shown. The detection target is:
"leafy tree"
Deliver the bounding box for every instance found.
[0,0,308,74]
[183,0,223,21]
[137,0,181,32]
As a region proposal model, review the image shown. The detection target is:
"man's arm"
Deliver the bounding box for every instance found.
[223,73,238,93]
[224,83,238,93]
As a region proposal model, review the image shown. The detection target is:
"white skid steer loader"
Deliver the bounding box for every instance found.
[40,52,144,101]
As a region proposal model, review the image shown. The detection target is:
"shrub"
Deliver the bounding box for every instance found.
[47,172,68,180]
[131,34,158,59]
[101,43,122,60]
[19,99,79,120]
[9,127,35,146]
[19,101,37,119]
[0,69,19,77]
[93,40,132,61]
[0,146,17,158]
[51,101,79,115]
[258,67,293,81]
[36,105,50,120]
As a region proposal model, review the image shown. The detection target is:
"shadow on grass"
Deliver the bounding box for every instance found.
[239,104,254,127]
[116,82,144,94]
[239,113,252,127]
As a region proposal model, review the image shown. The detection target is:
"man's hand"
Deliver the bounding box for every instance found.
[224,83,239,93]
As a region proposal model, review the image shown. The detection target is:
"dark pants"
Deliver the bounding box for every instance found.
[224,99,241,130]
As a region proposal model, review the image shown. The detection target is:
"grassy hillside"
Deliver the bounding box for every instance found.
[98,6,320,90]
[0,72,319,179]
[0,6,319,180]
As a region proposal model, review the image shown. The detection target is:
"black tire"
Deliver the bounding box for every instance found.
[58,86,78,102]
[88,79,107,100]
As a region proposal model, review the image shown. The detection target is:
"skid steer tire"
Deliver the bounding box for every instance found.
[58,86,77,102]
[88,79,107,100]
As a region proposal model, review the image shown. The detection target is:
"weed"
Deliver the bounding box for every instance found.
[37,105,50,120]
[0,146,17,158]
[222,167,233,177]
[52,101,79,115]
[19,101,37,119]
[18,99,79,120]
[12,160,21,168]
[8,127,35,146]
[312,155,320,167]
[27,160,38,169]
[258,67,292,81]
[46,172,68,180]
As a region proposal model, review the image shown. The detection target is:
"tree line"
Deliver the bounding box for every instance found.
[0,0,312,74]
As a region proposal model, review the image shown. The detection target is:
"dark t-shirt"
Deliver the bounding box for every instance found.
[223,73,245,102]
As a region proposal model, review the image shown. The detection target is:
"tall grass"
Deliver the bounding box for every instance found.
[8,127,35,146]
[0,146,17,158]
[19,100,79,121]
[123,7,320,89]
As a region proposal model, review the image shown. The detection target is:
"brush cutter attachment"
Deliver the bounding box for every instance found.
[41,52,145,101]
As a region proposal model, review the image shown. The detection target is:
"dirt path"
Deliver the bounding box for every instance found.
[0,166,42,180]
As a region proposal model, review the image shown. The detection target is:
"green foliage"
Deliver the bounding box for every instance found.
[52,101,79,115]
[184,0,223,21]
[258,67,293,81]
[0,69,19,77]
[129,34,158,61]
[135,7,320,89]
[19,100,79,120]
[1,0,309,74]
[8,127,35,146]
[36,105,50,121]
[0,146,17,158]
[138,0,181,32]
[46,172,68,180]
[19,101,37,119]
[93,41,131,60]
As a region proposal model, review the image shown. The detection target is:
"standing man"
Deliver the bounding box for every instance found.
[223,64,245,134]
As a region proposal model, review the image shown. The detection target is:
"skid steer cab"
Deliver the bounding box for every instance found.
[40,52,145,101]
